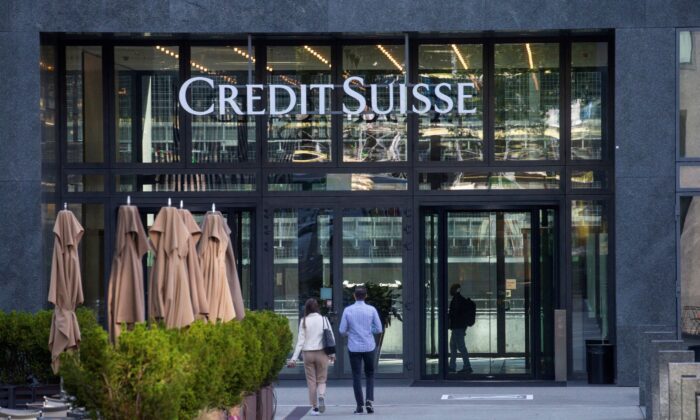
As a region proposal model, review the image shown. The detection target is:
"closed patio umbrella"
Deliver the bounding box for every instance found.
[107,205,150,342]
[179,208,209,319]
[148,206,195,329]
[199,211,240,322]
[48,209,84,373]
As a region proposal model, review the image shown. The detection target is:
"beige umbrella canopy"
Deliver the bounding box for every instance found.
[199,211,245,322]
[107,205,150,342]
[48,210,84,373]
[179,208,209,319]
[148,206,195,329]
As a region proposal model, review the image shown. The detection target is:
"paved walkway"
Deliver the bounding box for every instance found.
[273,381,643,420]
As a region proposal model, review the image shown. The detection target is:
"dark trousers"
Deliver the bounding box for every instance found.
[348,350,375,406]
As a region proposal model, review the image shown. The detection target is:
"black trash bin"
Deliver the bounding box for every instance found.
[688,345,700,362]
[586,340,614,384]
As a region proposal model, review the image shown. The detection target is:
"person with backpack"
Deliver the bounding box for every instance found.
[448,283,475,373]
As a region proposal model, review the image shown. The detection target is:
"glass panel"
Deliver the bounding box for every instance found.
[539,209,556,378]
[503,212,532,365]
[66,174,105,192]
[67,203,105,317]
[238,211,253,309]
[571,200,609,374]
[66,46,104,163]
[494,43,560,161]
[424,212,440,376]
[446,212,493,376]
[571,42,607,160]
[190,46,256,163]
[273,209,333,375]
[115,46,180,163]
[342,209,403,373]
[41,45,57,192]
[680,31,700,157]
[342,45,407,162]
[571,169,607,190]
[418,171,560,190]
[116,173,255,192]
[267,173,408,192]
[680,166,700,189]
[681,197,700,338]
[42,203,57,307]
[418,44,484,161]
[267,46,332,163]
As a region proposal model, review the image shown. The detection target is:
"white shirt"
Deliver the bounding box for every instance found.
[291,313,334,361]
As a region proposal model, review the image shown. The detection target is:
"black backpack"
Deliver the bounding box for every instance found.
[465,298,476,327]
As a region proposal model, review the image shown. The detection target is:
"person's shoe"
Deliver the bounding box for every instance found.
[365,400,374,414]
[310,407,320,416]
[318,396,326,413]
[459,366,473,374]
[353,405,364,414]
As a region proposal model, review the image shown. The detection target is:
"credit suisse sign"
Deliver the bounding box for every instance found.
[179,76,477,116]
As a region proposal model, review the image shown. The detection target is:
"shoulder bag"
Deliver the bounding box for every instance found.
[322,316,336,355]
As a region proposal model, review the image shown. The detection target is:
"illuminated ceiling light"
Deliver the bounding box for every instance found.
[303,45,331,67]
[376,44,404,72]
[451,44,469,70]
[525,43,535,70]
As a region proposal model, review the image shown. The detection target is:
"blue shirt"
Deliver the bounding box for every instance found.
[339,300,383,353]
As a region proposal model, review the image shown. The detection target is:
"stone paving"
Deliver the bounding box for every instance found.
[273,381,643,419]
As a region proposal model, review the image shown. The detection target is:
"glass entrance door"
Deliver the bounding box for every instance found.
[423,207,556,379]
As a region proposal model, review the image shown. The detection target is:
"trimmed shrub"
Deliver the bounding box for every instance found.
[61,311,292,419]
[0,308,98,384]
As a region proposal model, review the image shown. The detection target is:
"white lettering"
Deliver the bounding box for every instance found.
[269,84,297,115]
[310,84,334,114]
[179,77,214,116]
[457,83,477,114]
[412,83,431,114]
[218,85,244,115]
[434,83,454,114]
[370,83,394,115]
[247,84,265,115]
[399,83,407,114]
[300,84,308,114]
[342,77,366,115]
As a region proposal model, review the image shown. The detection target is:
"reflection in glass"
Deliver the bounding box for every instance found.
[494,43,560,161]
[424,212,440,375]
[274,209,333,374]
[343,45,407,162]
[571,200,609,373]
[267,46,332,163]
[418,44,484,161]
[116,173,255,192]
[268,173,408,192]
[67,174,105,192]
[191,46,256,163]
[419,171,560,190]
[115,46,180,163]
[67,203,105,318]
[571,169,607,190]
[342,209,403,373]
[41,45,57,192]
[680,31,700,157]
[445,212,532,376]
[571,43,607,160]
[681,197,700,337]
[66,46,104,163]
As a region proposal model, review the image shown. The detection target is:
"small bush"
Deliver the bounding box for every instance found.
[0,307,97,384]
[61,311,292,419]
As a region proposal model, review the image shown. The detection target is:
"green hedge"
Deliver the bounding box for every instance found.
[0,308,99,384]
[60,310,292,420]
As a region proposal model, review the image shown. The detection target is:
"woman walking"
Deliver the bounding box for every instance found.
[288,298,336,415]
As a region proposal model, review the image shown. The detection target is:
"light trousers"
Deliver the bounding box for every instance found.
[302,350,329,407]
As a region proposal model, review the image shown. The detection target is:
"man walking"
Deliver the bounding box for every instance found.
[339,286,383,414]
[448,283,474,374]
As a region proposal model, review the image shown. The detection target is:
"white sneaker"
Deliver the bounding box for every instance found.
[310,407,320,416]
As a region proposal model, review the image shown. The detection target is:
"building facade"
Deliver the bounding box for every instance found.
[2,0,698,385]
